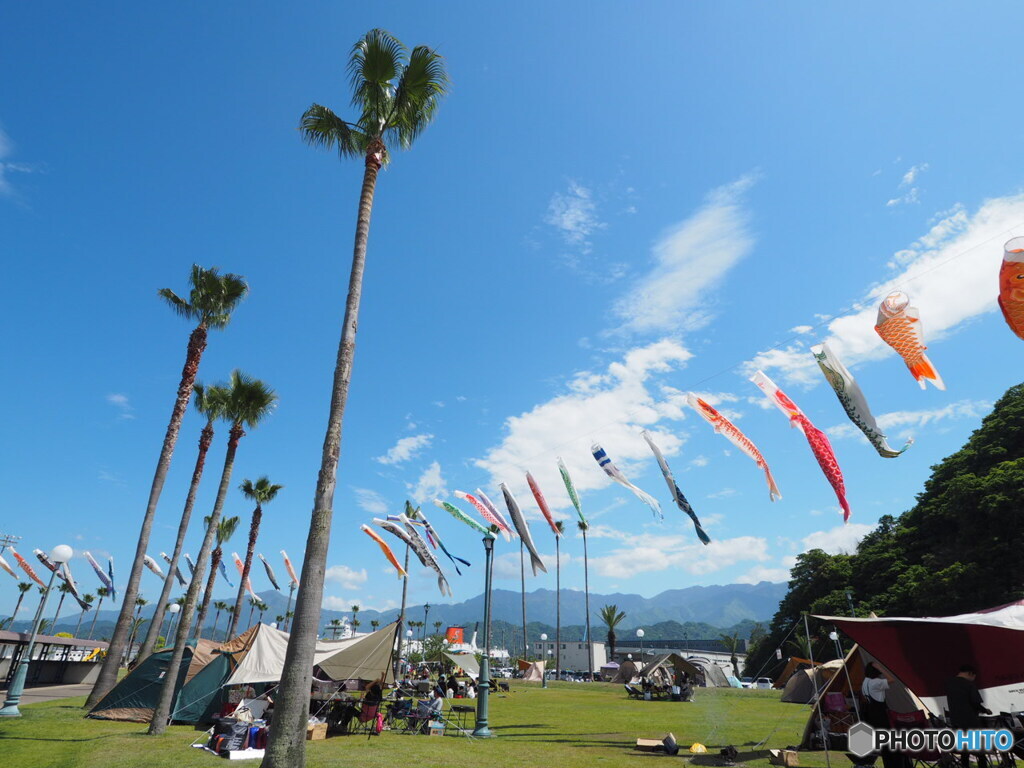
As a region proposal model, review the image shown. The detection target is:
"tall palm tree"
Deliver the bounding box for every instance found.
[579,520,593,681]
[89,586,110,640]
[226,476,283,637]
[52,582,72,630]
[88,266,248,709]
[370,620,379,632]
[149,370,276,735]
[10,582,32,627]
[328,619,343,639]
[246,596,260,628]
[211,601,229,640]
[139,382,229,661]
[265,29,448,768]
[125,597,148,664]
[75,594,95,638]
[720,632,742,677]
[195,515,240,637]
[432,621,441,636]
[554,520,564,680]
[257,601,268,626]
[599,605,626,661]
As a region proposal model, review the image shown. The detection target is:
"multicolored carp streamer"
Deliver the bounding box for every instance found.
[361,524,408,579]
[281,550,300,587]
[557,457,587,527]
[374,517,451,596]
[60,562,90,610]
[475,489,515,536]
[395,510,470,574]
[591,443,663,519]
[10,547,46,588]
[258,554,281,590]
[686,394,782,501]
[455,490,512,540]
[751,370,851,522]
[434,499,495,539]
[184,553,197,577]
[107,557,117,601]
[218,556,234,587]
[874,291,945,390]
[500,483,547,576]
[143,555,165,579]
[160,552,188,586]
[232,552,258,600]
[84,551,114,592]
[812,342,911,458]
[526,473,561,537]
[0,552,18,581]
[33,549,58,573]
[641,431,711,545]
[999,238,1024,341]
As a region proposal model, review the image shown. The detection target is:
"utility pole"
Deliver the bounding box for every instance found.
[0,533,21,557]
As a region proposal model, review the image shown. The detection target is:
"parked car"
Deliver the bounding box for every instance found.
[755,677,773,689]
[740,677,754,689]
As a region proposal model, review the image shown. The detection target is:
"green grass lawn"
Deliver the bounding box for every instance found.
[0,682,839,768]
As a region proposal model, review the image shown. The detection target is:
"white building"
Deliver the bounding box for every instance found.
[529,639,606,673]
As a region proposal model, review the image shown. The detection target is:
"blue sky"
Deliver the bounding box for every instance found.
[3,2,1024,618]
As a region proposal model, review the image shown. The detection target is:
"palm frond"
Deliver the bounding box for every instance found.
[157,288,199,322]
[349,29,405,125]
[217,515,241,545]
[239,475,283,504]
[389,45,449,149]
[191,266,248,329]
[195,382,230,420]
[299,104,363,158]
[225,369,278,429]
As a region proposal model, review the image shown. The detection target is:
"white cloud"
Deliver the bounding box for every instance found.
[474,339,692,511]
[745,193,1024,385]
[106,393,135,420]
[589,531,770,579]
[689,455,709,468]
[546,182,603,252]
[790,325,814,335]
[613,174,757,334]
[886,163,928,207]
[407,461,447,504]
[801,523,875,555]
[736,565,792,584]
[827,399,991,441]
[353,488,390,516]
[493,550,571,581]
[375,433,434,465]
[0,126,34,199]
[707,488,736,499]
[325,565,368,590]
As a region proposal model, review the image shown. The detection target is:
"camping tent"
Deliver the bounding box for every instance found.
[774,657,818,689]
[600,662,620,680]
[611,659,639,684]
[797,645,925,749]
[90,622,399,724]
[519,660,545,682]
[820,600,1024,716]
[89,625,261,723]
[444,652,480,680]
[781,659,844,704]
[688,658,731,688]
[637,654,703,686]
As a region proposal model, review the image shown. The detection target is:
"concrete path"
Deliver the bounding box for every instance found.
[16,683,94,705]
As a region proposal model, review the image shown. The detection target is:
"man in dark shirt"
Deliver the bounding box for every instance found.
[947,665,992,768]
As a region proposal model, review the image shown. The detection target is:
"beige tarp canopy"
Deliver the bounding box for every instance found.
[444,652,480,679]
[222,622,398,688]
[611,659,639,684]
[638,653,703,686]
[521,660,545,682]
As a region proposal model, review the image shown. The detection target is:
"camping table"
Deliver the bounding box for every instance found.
[447,705,476,735]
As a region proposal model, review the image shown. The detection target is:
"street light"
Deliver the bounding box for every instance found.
[540,634,549,688]
[546,650,553,687]
[163,603,181,646]
[1,544,72,717]
[636,628,645,660]
[405,629,414,677]
[422,603,430,640]
[472,534,496,738]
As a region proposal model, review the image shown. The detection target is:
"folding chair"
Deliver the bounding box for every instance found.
[352,703,381,738]
[625,684,644,699]
[889,710,954,768]
[824,692,857,736]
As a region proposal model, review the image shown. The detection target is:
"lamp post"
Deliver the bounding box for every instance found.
[422,603,430,640]
[473,534,495,738]
[547,650,553,685]
[405,628,413,674]
[636,628,645,660]
[1,544,72,717]
[540,634,548,688]
[162,603,181,646]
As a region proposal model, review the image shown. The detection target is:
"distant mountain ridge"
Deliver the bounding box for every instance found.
[16,580,786,639]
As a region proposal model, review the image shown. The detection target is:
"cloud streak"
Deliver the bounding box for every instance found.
[376,434,433,465]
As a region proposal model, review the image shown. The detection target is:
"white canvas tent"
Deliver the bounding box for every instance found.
[521,660,545,682]
[222,622,398,688]
[444,652,480,680]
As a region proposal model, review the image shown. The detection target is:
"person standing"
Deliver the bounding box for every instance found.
[861,662,908,768]
[947,665,992,768]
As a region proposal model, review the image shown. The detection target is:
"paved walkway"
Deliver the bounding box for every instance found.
[10,683,94,704]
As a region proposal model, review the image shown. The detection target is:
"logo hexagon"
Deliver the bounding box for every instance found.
[848,722,875,757]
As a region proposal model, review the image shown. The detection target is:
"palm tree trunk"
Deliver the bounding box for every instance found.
[149,423,243,734]
[227,504,262,637]
[263,143,382,768]
[139,421,215,661]
[212,608,222,640]
[583,527,593,681]
[247,600,256,629]
[86,324,207,709]
[88,596,104,640]
[75,609,86,638]
[11,592,26,625]
[53,591,67,629]
[520,540,527,658]
[194,547,222,639]
[555,536,561,681]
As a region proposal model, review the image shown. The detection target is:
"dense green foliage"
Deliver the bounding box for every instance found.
[745,382,1024,677]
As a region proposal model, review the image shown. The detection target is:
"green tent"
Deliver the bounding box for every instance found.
[87,646,197,723]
